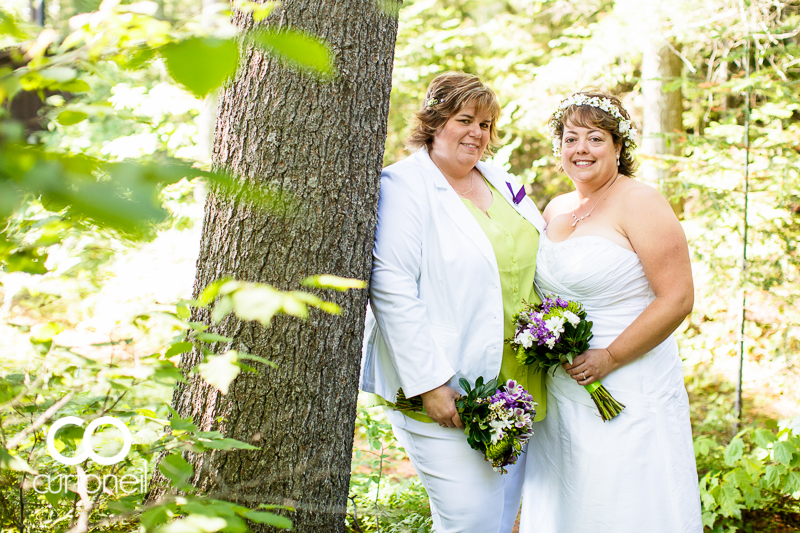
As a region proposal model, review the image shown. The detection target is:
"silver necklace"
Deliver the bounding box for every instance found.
[571,174,622,227]
[453,169,476,196]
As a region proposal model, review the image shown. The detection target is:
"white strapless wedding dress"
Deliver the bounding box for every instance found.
[520,234,702,533]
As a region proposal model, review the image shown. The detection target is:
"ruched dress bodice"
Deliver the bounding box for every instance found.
[521,233,702,533]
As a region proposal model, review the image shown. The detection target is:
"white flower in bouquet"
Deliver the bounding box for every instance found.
[562,310,581,327]
[544,316,566,338]
[515,330,535,348]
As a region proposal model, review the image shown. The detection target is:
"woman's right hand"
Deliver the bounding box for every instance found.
[420,384,464,429]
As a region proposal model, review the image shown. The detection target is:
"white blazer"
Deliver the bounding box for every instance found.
[360,150,546,402]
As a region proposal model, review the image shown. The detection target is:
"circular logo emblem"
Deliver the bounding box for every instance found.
[46,416,132,466]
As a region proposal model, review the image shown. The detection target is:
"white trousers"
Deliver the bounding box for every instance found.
[384,408,525,533]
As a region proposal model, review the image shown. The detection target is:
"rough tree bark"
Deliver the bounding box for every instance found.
[151,1,400,531]
[641,38,684,216]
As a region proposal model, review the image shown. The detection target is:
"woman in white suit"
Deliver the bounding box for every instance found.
[361,72,546,532]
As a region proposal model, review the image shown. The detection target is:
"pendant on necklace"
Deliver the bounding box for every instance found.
[571,212,589,227]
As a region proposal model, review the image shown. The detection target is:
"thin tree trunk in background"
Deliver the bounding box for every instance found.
[149,1,400,530]
[642,39,684,217]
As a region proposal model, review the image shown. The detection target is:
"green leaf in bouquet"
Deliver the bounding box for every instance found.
[458,377,470,393]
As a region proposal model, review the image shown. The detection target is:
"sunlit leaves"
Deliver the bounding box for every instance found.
[160,38,240,99]
[251,30,335,76]
[198,350,240,395]
[56,110,89,126]
[302,274,366,291]
[0,8,28,40]
[200,279,342,327]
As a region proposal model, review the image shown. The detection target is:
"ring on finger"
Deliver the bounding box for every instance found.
[581,372,586,380]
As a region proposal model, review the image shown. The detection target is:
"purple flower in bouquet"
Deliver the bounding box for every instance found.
[507,296,625,422]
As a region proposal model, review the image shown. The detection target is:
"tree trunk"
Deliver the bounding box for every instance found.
[151,1,399,531]
[641,39,684,216]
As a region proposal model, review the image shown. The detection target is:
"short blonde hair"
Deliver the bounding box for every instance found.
[406,72,501,158]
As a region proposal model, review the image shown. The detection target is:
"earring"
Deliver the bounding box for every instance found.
[616,155,620,167]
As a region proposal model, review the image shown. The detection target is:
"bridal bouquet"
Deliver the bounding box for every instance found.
[396,377,536,473]
[508,296,625,421]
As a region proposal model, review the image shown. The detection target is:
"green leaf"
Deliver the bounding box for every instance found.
[57,79,91,92]
[195,333,233,343]
[56,110,88,126]
[694,435,716,457]
[39,67,77,83]
[251,29,334,76]
[773,441,795,465]
[198,350,240,395]
[166,341,194,358]
[167,405,199,432]
[141,503,177,529]
[724,437,744,466]
[159,453,194,487]
[230,285,285,324]
[200,438,259,451]
[0,447,35,473]
[754,428,777,448]
[717,480,742,518]
[302,275,366,291]
[764,465,783,488]
[155,515,228,533]
[701,511,718,529]
[30,321,64,341]
[785,470,800,494]
[160,37,239,98]
[236,353,277,368]
[242,510,292,528]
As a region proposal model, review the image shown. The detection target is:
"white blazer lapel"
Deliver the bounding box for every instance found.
[478,161,546,234]
[414,151,498,269]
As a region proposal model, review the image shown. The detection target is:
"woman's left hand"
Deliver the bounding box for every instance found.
[563,349,618,385]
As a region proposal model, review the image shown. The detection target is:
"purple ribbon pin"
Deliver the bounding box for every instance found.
[506,182,526,204]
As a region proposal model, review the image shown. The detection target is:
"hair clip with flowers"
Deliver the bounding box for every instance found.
[426,97,439,108]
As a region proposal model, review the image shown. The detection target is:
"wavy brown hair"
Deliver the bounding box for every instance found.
[406,72,501,158]
[550,91,638,177]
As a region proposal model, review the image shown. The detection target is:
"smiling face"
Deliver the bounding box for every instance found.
[430,104,492,170]
[560,120,621,185]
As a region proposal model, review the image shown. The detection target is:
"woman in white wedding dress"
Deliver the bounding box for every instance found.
[520,92,703,532]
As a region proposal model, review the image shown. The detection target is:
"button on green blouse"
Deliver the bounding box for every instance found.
[462,180,546,421]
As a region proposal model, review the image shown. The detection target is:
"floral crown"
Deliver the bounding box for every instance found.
[549,93,638,157]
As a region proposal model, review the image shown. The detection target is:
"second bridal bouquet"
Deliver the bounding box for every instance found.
[508,295,625,421]
[396,377,536,473]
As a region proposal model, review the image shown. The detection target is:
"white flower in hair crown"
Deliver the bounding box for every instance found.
[549,94,638,157]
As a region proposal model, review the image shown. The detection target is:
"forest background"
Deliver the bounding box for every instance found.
[1,0,799,532]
